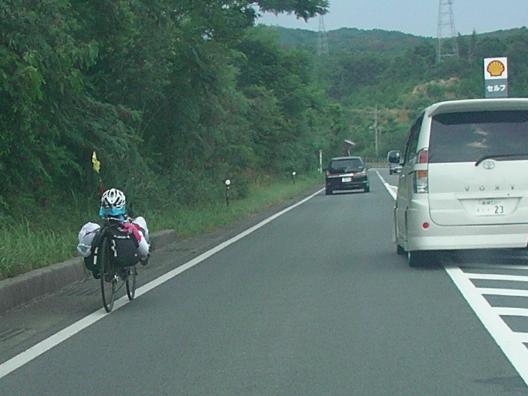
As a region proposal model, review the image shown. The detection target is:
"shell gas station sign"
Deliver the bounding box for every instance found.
[484,57,508,98]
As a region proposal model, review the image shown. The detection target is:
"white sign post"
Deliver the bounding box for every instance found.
[484,57,508,98]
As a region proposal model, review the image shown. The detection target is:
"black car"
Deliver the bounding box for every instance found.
[387,150,401,175]
[325,156,369,195]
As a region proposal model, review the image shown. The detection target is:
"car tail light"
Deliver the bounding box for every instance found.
[417,149,428,164]
[413,148,429,193]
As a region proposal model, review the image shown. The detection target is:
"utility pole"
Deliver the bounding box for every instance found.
[317,15,329,56]
[437,0,459,63]
[373,106,379,159]
[348,106,382,159]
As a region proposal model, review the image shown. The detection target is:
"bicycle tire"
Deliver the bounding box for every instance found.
[99,235,116,312]
[126,265,137,300]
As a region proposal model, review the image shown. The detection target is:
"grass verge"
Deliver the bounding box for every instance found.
[0,174,322,280]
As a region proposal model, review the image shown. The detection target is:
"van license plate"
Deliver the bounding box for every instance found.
[342,177,352,182]
[475,199,505,216]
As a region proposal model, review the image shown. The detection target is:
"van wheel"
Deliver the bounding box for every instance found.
[364,185,370,193]
[396,244,405,255]
[407,251,429,267]
[325,188,332,195]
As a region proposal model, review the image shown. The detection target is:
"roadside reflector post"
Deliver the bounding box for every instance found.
[291,171,296,184]
[224,179,231,206]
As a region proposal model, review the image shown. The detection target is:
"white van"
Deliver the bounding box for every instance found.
[394,98,528,266]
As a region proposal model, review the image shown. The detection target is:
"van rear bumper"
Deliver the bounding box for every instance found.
[408,233,528,251]
[407,208,528,251]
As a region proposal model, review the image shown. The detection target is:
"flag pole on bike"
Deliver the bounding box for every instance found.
[91,151,105,196]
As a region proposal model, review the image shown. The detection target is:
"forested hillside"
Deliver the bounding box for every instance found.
[2,0,528,221]
[272,26,528,157]
[270,26,427,54]
[0,0,335,218]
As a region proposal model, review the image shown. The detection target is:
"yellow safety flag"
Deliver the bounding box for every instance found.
[91,151,101,174]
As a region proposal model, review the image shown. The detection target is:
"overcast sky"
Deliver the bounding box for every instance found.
[258,0,528,37]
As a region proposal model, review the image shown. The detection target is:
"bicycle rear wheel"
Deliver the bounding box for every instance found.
[99,236,116,312]
[126,265,137,300]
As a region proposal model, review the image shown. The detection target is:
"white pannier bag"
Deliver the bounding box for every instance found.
[77,222,101,257]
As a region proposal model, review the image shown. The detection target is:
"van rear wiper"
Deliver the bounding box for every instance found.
[475,153,528,166]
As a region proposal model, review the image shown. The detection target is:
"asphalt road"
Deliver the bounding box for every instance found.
[0,170,527,395]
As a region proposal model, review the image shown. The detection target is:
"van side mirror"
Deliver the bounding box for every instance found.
[387,150,401,164]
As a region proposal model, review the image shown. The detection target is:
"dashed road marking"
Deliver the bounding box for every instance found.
[445,266,528,386]
[479,288,528,297]
[459,263,528,271]
[465,273,528,282]
[494,307,528,317]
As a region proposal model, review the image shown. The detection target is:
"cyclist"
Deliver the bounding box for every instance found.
[77,188,150,278]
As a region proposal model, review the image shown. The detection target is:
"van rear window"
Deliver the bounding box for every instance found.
[429,111,528,163]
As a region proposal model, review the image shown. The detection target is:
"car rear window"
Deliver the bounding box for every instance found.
[429,110,528,163]
[329,158,364,172]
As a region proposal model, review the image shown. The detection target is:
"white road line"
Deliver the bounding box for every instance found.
[464,273,528,282]
[512,332,528,343]
[459,263,528,271]
[493,307,528,317]
[375,170,397,199]
[446,267,528,386]
[478,288,528,297]
[0,188,324,380]
[376,170,528,387]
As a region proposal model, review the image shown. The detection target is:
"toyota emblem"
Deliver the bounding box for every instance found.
[482,160,495,170]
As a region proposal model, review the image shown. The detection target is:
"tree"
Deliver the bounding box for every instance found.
[254,0,328,20]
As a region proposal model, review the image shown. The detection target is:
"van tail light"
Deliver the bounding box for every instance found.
[417,148,428,164]
[325,170,330,177]
[413,148,429,193]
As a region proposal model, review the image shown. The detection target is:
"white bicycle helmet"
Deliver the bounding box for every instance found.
[101,188,126,210]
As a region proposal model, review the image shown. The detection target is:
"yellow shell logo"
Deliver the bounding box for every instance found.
[487,60,505,77]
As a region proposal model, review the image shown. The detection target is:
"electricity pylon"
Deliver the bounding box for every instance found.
[317,15,329,56]
[437,0,459,62]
